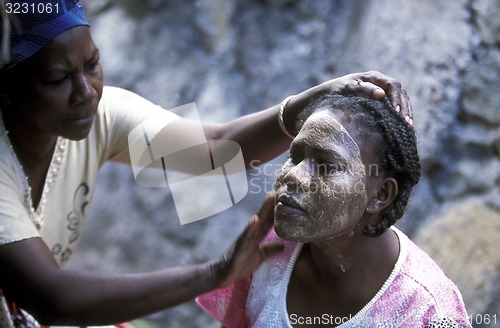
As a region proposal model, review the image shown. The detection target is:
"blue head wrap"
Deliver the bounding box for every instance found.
[1,0,89,71]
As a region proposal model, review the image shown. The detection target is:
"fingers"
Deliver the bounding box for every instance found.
[256,193,276,218]
[359,71,402,108]
[245,193,281,261]
[252,193,283,261]
[254,193,276,236]
[321,71,406,115]
[400,88,414,126]
[341,71,396,102]
[407,99,414,126]
[238,193,276,249]
[349,79,386,100]
[259,242,285,261]
[214,194,282,287]
[351,71,414,125]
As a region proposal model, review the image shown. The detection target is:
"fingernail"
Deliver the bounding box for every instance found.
[395,105,401,113]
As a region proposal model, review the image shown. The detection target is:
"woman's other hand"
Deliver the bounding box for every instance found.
[211,193,283,288]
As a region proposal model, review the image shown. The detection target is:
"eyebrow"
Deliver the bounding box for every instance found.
[88,48,100,61]
[41,48,100,74]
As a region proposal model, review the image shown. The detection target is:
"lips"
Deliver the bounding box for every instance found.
[67,114,94,124]
[275,194,307,217]
[66,104,97,125]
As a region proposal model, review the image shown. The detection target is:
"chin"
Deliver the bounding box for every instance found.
[61,128,92,141]
[274,221,307,242]
[63,119,95,140]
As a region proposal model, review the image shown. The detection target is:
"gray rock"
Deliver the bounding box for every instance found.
[414,201,500,326]
[460,48,500,125]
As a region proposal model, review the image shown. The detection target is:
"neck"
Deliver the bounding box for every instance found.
[307,228,399,287]
[2,110,57,165]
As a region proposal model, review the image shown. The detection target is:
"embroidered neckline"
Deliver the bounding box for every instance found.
[280,227,407,328]
[0,114,67,231]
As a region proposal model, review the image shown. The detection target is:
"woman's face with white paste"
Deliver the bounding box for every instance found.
[274,109,369,242]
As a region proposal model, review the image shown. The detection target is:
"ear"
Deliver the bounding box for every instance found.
[366,177,398,215]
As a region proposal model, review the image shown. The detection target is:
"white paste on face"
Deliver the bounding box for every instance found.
[275,110,368,242]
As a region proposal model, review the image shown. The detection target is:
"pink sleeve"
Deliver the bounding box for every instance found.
[196,276,252,328]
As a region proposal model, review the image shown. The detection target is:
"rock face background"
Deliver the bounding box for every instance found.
[67,0,500,327]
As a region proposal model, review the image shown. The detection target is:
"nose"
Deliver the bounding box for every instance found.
[70,73,96,106]
[280,160,312,193]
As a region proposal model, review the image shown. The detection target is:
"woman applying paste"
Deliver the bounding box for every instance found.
[198,95,471,327]
[0,1,411,326]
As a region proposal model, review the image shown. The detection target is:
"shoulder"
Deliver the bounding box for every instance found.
[96,86,179,127]
[97,86,143,116]
[396,229,459,295]
[98,86,164,111]
[0,131,24,195]
[99,86,145,104]
[390,228,470,325]
[0,133,39,245]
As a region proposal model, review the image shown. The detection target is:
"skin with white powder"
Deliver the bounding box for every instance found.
[274,109,368,242]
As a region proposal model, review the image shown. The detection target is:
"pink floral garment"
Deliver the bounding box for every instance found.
[197,228,471,328]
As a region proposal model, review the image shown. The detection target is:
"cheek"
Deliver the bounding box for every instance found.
[308,174,368,229]
[15,80,63,108]
[93,66,104,96]
[15,92,68,132]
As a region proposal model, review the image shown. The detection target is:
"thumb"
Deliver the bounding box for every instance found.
[259,242,285,261]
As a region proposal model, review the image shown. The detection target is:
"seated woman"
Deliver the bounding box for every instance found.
[197,94,471,327]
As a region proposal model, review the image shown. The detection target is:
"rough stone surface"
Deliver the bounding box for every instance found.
[414,201,500,327]
[65,0,500,326]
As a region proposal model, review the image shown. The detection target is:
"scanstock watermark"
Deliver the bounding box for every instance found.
[128,103,248,225]
[127,103,379,224]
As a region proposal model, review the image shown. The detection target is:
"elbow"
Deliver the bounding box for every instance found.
[204,123,226,142]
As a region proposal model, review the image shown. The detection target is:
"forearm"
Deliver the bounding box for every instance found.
[206,87,322,169]
[206,105,289,169]
[19,262,217,326]
[203,71,409,170]
[1,198,278,326]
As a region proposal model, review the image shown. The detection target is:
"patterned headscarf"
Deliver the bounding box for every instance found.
[1,0,89,71]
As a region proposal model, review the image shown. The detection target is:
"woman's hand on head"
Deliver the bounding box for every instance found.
[322,71,413,124]
[211,193,284,288]
[283,71,413,137]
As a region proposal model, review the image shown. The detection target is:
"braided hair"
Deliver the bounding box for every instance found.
[299,94,421,237]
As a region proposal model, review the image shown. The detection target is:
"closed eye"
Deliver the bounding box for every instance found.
[85,62,99,72]
[43,76,68,86]
[85,58,100,73]
[315,160,343,175]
